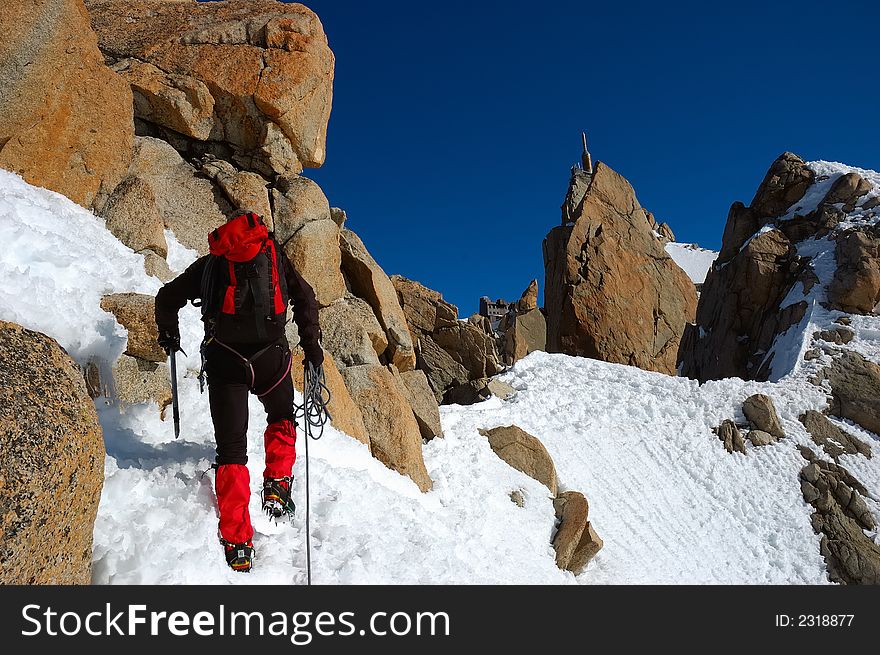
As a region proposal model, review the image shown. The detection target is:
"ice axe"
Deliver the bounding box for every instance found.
[170,349,181,439]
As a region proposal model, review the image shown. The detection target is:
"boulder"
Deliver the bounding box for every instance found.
[819,351,880,435]
[714,420,745,454]
[283,219,346,308]
[340,364,432,491]
[799,447,880,584]
[318,295,387,368]
[828,225,880,314]
[199,157,271,224]
[800,410,871,460]
[272,174,332,246]
[551,491,602,573]
[746,430,774,447]
[543,162,696,375]
[391,275,458,338]
[100,293,165,363]
[0,322,104,584]
[567,521,604,575]
[657,222,675,242]
[741,394,784,439]
[515,279,539,313]
[0,0,134,209]
[824,172,872,210]
[111,58,214,141]
[85,0,335,175]
[111,354,172,412]
[102,176,168,257]
[127,136,230,255]
[340,230,417,371]
[291,346,369,447]
[396,369,443,440]
[501,308,546,365]
[749,152,814,219]
[478,425,558,495]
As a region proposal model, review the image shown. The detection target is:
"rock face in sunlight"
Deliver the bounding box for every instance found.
[0,0,134,209]
[678,153,877,382]
[85,0,334,176]
[543,162,696,375]
[0,322,105,584]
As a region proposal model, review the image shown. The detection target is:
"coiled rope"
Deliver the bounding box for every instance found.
[293,361,332,586]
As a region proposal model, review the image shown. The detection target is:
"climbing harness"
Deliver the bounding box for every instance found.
[294,360,332,586]
[196,335,292,396]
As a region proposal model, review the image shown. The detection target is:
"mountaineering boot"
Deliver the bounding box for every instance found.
[261,476,295,519]
[221,538,255,573]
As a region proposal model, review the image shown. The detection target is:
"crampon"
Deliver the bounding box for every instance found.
[221,539,255,573]
[261,476,295,521]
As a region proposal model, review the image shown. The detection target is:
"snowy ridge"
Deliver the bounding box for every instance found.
[664,242,718,285]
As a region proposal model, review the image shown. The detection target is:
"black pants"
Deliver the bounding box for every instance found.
[205,339,294,466]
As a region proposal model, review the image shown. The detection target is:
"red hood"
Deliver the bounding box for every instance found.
[208,213,268,262]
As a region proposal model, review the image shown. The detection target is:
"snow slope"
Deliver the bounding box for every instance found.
[665,242,717,285]
[2,167,878,585]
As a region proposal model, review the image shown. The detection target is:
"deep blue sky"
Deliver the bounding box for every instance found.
[294,0,879,316]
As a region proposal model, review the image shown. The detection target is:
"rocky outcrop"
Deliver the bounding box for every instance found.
[552,491,603,575]
[479,425,558,495]
[800,410,871,460]
[742,394,785,439]
[390,275,504,403]
[341,365,432,492]
[100,293,165,362]
[543,162,696,375]
[0,0,134,209]
[340,231,416,372]
[818,351,880,436]
[85,0,335,176]
[828,225,880,315]
[799,447,880,584]
[0,322,104,584]
[678,154,878,382]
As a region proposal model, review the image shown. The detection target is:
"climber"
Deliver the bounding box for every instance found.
[154,211,323,573]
